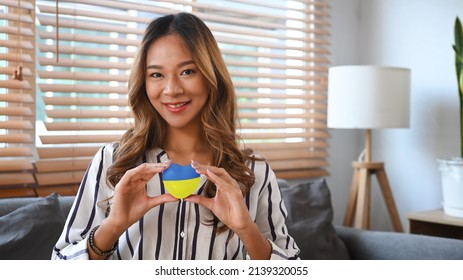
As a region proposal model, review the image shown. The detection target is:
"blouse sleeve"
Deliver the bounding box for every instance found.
[51,144,115,260]
[250,161,301,260]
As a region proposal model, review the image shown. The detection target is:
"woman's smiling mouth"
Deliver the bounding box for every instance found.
[164,101,190,112]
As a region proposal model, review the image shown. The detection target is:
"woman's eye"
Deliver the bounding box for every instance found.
[181,69,195,76]
[150,72,162,78]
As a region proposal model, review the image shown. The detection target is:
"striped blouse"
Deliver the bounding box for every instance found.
[51,143,300,260]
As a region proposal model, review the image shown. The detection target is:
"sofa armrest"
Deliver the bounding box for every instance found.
[334,225,463,260]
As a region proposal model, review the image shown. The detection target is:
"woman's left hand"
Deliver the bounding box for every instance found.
[184,161,254,235]
[186,160,272,260]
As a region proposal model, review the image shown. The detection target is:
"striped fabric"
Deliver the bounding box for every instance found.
[51,143,300,260]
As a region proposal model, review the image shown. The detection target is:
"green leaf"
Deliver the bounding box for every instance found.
[455,17,463,157]
[455,17,463,50]
[455,17,463,80]
[459,72,463,96]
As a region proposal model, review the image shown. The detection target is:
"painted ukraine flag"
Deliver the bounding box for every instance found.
[162,163,200,199]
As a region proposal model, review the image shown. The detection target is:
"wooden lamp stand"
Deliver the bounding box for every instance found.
[343,129,404,232]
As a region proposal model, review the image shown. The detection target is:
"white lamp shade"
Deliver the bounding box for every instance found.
[327,65,411,129]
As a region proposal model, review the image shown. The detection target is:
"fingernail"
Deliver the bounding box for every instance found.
[161,160,171,168]
[191,160,200,167]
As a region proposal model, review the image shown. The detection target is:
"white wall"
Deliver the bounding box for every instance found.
[327,0,463,231]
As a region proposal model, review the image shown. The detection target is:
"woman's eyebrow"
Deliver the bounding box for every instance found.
[178,60,195,68]
[147,60,195,70]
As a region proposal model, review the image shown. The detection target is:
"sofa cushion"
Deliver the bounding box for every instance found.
[0,193,66,260]
[280,178,350,259]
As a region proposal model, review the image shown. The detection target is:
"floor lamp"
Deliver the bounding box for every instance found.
[327,65,411,232]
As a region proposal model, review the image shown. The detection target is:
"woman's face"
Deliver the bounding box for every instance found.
[145,35,209,131]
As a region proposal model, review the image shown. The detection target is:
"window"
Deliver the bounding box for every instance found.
[0,0,330,197]
[0,0,36,196]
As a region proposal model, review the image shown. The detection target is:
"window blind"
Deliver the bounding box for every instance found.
[0,0,37,197]
[0,0,331,197]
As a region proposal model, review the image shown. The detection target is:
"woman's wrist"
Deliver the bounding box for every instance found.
[235,222,271,260]
[88,225,118,257]
[87,219,124,259]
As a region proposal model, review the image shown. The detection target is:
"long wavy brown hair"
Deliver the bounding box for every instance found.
[107,13,256,208]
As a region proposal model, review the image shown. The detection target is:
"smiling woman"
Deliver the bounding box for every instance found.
[51,12,301,260]
[0,0,331,197]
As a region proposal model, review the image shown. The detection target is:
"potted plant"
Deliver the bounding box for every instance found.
[437,16,463,217]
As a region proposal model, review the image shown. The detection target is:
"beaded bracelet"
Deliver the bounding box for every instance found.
[87,225,118,257]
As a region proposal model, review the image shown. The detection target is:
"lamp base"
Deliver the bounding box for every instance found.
[343,161,403,232]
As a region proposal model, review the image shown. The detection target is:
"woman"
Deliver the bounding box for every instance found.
[52,12,300,260]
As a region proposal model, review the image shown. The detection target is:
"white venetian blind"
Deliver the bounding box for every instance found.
[35,0,330,194]
[0,0,37,197]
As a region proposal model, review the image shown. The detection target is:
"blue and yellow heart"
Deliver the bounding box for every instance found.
[162,163,200,199]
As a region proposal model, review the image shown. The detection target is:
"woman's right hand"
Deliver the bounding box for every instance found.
[104,162,178,237]
[89,162,178,259]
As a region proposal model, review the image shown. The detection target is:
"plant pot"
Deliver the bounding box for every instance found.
[437,157,463,217]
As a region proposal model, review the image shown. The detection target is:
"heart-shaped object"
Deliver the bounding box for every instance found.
[162,163,200,199]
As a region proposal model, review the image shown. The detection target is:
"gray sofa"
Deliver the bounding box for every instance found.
[0,178,463,260]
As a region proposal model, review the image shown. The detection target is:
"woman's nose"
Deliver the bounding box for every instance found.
[163,76,184,96]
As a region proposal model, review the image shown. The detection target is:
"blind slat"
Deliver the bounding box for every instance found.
[40,134,122,144]
[243,141,325,150]
[0,93,34,103]
[45,109,130,119]
[227,59,328,72]
[37,70,128,82]
[35,186,78,197]
[37,146,101,159]
[3,0,34,10]
[39,83,127,94]
[0,53,34,63]
[239,112,323,119]
[36,15,143,37]
[0,26,34,37]
[38,44,135,58]
[0,66,34,77]
[0,120,34,130]
[0,133,34,143]
[238,102,326,110]
[236,91,327,100]
[35,171,86,186]
[37,29,137,47]
[0,107,34,116]
[0,188,37,198]
[35,158,92,172]
[38,57,131,70]
[0,80,32,90]
[258,150,328,161]
[44,122,132,131]
[0,159,34,171]
[239,122,328,129]
[271,159,328,171]
[0,174,35,186]
[0,147,34,157]
[241,132,329,140]
[276,169,329,180]
[233,81,325,90]
[42,96,128,107]
[0,39,34,50]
